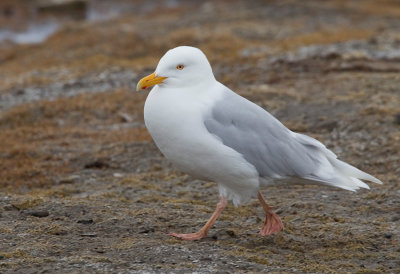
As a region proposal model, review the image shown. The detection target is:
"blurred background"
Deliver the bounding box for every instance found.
[0,0,399,272]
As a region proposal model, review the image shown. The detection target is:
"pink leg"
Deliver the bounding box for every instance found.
[258,191,283,236]
[170,196,227,240]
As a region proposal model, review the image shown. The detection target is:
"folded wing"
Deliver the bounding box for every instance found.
[204,86,382,190]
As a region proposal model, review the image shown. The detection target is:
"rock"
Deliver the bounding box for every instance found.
[3,204,19,211]
[118,112,133,122]
[58,175,80,184]
[113,173,124,178]
[80,233,97,237]
[84,160,109,169]
[92,248,105,254]
[394,113,400,125]
[53,230,68,236]
[384,233,392,239]
[391,215,400,222]
[77,219,94,224]
[25,210,49,217]
[226,230,236,237]
[139,227,155,234]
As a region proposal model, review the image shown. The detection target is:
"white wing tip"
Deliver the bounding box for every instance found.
[360,173,383,185]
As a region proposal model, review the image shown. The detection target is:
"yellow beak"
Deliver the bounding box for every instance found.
[136,72,167,91]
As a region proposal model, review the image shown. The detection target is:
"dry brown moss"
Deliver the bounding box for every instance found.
[0,89,150,189]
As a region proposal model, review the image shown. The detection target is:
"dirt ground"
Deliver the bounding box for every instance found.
[0,0,399,272]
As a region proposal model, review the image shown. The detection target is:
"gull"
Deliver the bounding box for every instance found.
[136,46,382,240]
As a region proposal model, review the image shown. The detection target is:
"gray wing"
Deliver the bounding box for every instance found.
[204,86,332,178]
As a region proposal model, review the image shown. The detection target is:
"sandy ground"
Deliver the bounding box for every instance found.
[0,0,399,272]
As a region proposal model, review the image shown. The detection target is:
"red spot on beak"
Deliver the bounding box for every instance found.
[142,86,147,89]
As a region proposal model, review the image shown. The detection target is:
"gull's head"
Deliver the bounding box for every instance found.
[136,46,215,91]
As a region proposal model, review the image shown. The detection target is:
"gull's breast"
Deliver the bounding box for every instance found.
[143,85,259,186]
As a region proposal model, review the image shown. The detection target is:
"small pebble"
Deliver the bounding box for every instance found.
[84,160,109,169]
[3,204,18,211]
[77,219,94,224]
[391,215,400,222]
[139,227,155,234]
[80,233,97,237]
[92,248,105,254]
[113,173,124,178]
[58,175,80,184]
[394,113,400,125]
[54,230,68,236]
[118,112,133,122]
[26,210,49,218]
[226,230,236,237]
[384,233,392,239]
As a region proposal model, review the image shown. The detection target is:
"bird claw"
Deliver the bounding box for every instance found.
[259,212,284,236]
[169,231,207,240]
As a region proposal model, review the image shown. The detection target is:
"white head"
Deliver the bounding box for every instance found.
[137,46,215,91]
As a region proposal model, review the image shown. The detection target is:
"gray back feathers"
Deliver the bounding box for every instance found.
[204,87,323,178]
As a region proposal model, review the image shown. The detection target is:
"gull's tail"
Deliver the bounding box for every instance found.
[305,158,383,191]
[295,133,383,191]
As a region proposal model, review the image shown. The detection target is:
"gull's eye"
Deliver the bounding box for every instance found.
[176,64,184,70]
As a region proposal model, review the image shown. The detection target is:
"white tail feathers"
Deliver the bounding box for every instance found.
[306,158,383,191]
[293,132,382,191]
[334,160,383,185]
